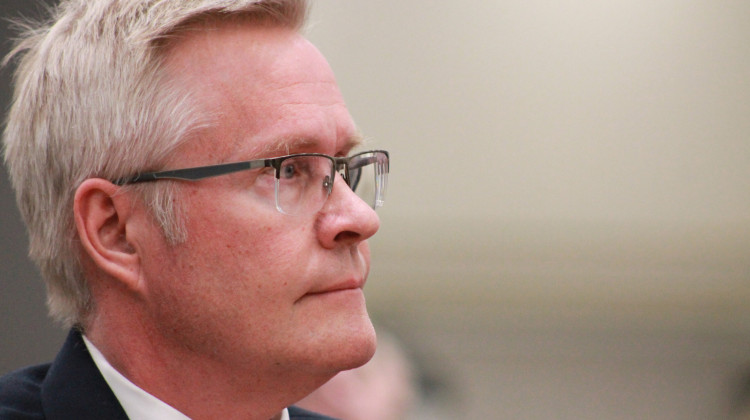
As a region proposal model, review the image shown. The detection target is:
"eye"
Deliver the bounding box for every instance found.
[281,163,297,179]
[279,158,313,181]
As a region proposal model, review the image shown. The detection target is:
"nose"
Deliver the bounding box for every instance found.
[316,172,380,249]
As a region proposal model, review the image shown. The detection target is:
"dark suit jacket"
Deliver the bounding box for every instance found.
[0,329,336,419]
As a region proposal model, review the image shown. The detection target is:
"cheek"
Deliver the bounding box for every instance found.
[356,241,372,273]
[149,189,316,306]
[141,226,309,355]
[177,200,317,297]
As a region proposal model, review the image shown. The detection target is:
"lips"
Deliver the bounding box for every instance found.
[294,276,366,304]
[306,278,364,296]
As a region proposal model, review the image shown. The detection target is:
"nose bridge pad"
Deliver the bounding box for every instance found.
[323,174,334,195]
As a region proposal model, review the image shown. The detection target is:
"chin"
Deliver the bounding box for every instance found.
[311,311,377,374]
[341,320,378,370]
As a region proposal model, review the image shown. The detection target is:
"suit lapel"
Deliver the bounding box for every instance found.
[287,406,338,419]
[40,329,128,420]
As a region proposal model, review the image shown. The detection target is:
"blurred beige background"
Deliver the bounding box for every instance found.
[2,1,750,419]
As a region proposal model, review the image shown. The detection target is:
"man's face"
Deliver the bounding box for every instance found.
[136,22,380,378]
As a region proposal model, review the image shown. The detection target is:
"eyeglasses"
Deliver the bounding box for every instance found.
[114,150,389,216]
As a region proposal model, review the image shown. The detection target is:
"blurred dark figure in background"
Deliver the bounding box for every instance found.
[297,331,417,420]
[731,368,750,420]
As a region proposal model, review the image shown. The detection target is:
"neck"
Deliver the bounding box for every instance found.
[85,311,330,420]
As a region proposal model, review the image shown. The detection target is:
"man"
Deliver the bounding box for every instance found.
[0,0,389,419]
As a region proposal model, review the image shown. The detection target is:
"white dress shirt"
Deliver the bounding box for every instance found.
[83,336,289,420]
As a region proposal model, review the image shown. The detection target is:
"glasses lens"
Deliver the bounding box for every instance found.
[349,151,388,209]
[275,155,334,215]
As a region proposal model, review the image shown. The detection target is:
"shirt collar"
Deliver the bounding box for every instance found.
[83,335,289,420]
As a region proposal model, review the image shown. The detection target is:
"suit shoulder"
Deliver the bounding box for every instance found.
[0,364,50,419]
[288,406,339,420]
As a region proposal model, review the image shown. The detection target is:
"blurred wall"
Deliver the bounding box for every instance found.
[2,1,749,419]
[0,0,66,376]
[307,2,750,419]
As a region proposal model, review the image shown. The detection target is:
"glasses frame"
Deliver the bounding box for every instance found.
[113,149,389,213]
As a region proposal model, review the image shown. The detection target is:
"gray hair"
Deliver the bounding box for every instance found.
[2,0,308,328]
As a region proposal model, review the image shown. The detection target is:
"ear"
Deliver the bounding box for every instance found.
[74,178,143,292]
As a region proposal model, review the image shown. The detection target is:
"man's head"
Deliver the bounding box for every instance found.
[3,0,384,403]
[4,0,310,328]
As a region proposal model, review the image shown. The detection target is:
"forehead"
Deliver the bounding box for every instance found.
[162,20,358,162]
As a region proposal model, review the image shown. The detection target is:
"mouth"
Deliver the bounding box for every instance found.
[297,278,365,302]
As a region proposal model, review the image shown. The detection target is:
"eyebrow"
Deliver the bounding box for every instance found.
[257,130,365,157]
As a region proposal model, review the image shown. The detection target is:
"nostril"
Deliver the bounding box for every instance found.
[334,231,360,243]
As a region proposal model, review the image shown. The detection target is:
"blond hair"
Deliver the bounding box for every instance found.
[3,0,308,327]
